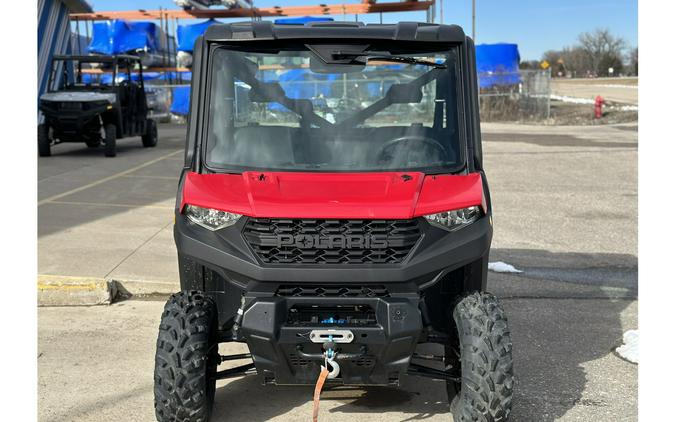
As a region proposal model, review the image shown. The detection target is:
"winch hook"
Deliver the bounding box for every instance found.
[324,352,340,379]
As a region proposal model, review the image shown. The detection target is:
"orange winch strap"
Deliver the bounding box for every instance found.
[312,366,330,422]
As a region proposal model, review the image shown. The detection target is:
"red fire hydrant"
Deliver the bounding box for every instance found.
[594,95,605,119]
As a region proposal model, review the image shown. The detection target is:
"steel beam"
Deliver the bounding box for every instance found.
[70,1,434,21]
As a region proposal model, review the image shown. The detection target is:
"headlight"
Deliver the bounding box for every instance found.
[184,204,241,231]
[424,206,482,231]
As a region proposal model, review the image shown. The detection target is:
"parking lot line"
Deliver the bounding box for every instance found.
[38,150,183,206]
[103,221,173,279]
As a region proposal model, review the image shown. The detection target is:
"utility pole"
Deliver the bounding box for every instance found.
[440,0,444,24]
[472,0,476,41]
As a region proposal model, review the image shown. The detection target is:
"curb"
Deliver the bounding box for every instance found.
[38,275,178,306]
[38,275,116,306]
[111,278,178,296]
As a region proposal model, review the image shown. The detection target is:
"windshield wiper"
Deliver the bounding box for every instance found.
[332,51,447,69]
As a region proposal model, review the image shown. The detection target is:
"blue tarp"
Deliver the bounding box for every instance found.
[177,19,220,53]
[81,71,191,85]
[261,68,337,111]
[475,43,521,88]
[171,86,190,116]
[279,69,337,98]
[274,16,333,25]
[88,20,163,55]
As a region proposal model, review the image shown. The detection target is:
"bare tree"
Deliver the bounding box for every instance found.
[560,46,594,77]
[519,60,540,70]
[577,28,626,75]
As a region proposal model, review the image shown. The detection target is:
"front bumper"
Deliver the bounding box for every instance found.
[241,294,422,385]
[39,102,111,140]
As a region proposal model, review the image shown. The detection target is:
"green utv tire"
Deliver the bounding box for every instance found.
[104,123,117,157]
[38,124,51,157]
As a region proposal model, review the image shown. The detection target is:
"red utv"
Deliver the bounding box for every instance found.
[155,21,513,422]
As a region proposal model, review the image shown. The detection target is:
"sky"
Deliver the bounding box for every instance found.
[87,0,638,60]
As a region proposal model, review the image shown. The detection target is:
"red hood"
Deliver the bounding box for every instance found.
[181,171,484,219]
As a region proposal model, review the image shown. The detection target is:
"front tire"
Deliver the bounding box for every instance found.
[449,292,513,422]
[142,119,158,147]
[154,291,218,422]
[38,124,51,157]
[104,124,117,157]
[86,138,101,148]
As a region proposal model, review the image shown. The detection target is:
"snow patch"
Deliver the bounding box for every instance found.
[616,329,638,364]
[550,94,595,104]
[594,84,638,89]
[550,94,639,111]
[488,261,523,273]
[615,105,639,112]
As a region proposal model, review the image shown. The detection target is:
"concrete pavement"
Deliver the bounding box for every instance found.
[37,122,638,421]
[38,296,637,422]
[551,77,638,105]
[38,125,184,294]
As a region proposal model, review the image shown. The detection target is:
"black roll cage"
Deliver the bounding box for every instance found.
[183,23,483,175]
[48,54,145,92]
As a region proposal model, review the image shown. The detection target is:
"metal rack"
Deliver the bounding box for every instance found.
[68,1,438,117]
[70,1,436,74]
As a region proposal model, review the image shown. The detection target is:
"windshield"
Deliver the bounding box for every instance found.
[205,43,462,173]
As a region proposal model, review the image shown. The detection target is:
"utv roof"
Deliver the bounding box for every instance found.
[52,54,143,62]
[203,21,466,43]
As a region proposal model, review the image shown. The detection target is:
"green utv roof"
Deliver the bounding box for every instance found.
[203,21,466,43]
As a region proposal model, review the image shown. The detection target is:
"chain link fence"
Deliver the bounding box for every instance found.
[478,69,551,121]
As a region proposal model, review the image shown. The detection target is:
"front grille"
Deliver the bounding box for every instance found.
[243,218,422,264]
[277,285,390,298]
[60,102,82,110]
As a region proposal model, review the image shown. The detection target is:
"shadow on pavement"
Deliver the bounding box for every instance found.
[38,125,186,239]
[505,297,634,421]
[45,139,154,158]
[490,248,637,421]
[482,132,637,149]
[490,248,638,294]
[212,374,451,421]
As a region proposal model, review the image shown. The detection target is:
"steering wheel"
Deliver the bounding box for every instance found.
[375,135,448,167]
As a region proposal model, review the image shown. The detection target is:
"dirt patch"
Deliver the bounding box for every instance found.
[479,98,638,126]
[548,101,638,126]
